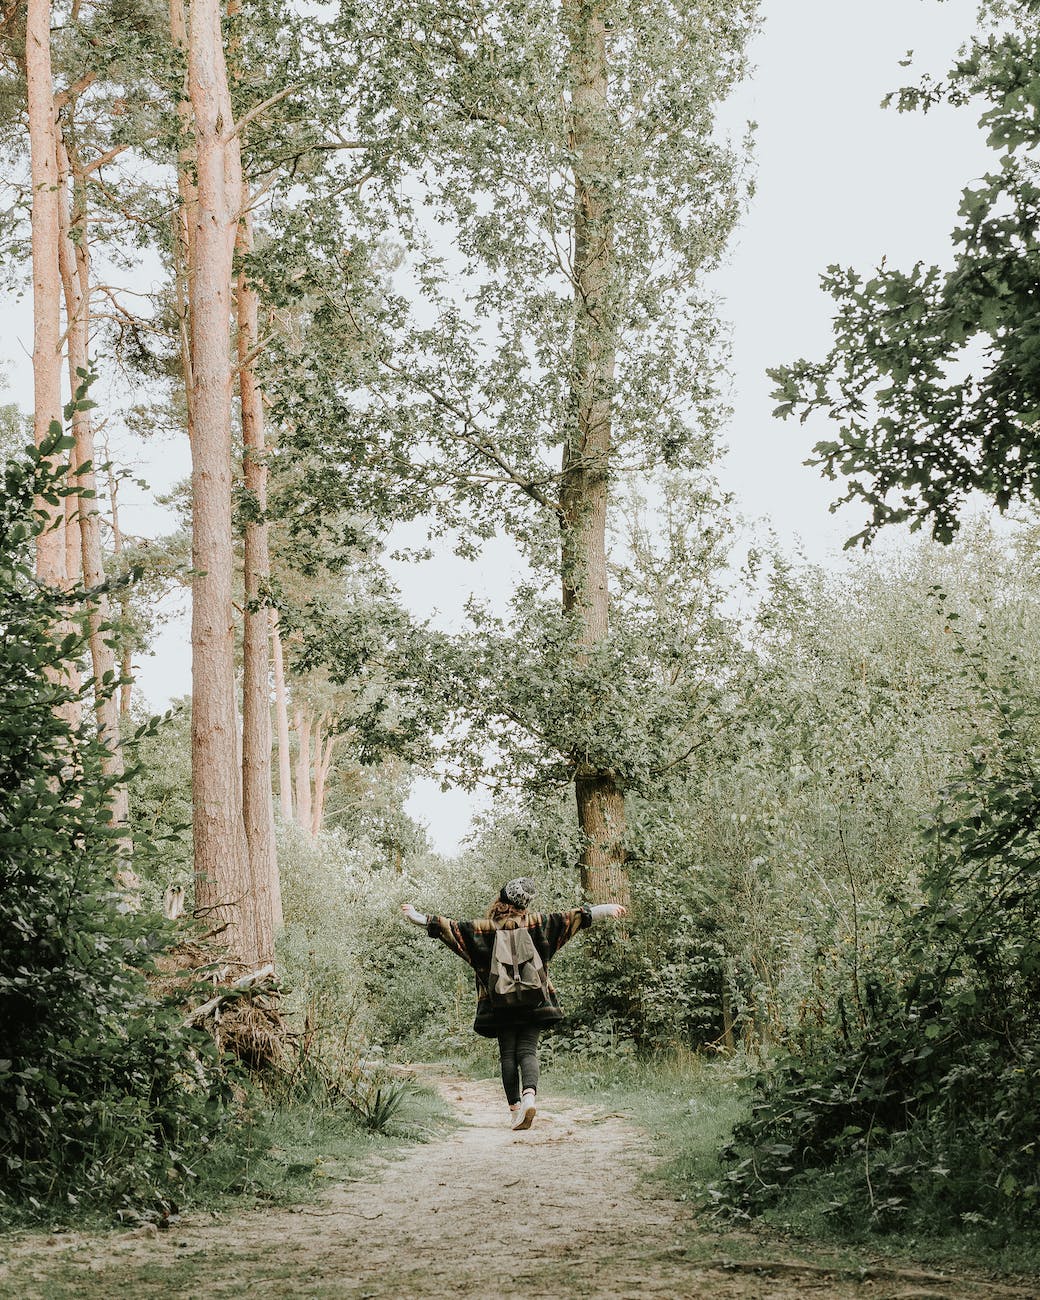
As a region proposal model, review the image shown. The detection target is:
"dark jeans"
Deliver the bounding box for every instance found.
[496,1024,541,1105]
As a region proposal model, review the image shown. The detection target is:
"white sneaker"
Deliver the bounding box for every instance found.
[511,1092,537,1131]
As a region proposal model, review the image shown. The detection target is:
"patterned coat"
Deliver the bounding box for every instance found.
[425,908,593,1037]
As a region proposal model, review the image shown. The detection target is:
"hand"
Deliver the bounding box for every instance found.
[609,904,627,919]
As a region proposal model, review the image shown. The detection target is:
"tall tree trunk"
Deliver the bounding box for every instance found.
[237,198,280,958]
[561,0,627,905]
[104,457,134,721]
[170,0,197,444]
[56,124,131,834]
[64,489,80,584]
[26,0,65,587]
[294,707,312,834]
[311,733,334,837]
[271,611,293,823]
[186,0,257,965]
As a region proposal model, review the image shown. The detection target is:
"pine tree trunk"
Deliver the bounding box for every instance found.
[106,464,134,721]
[311,733,334,837]
[64,488,80,584]
[562,0,627,904]
[26,0,65,587]
[271,611,293,823]
[237,199,279,961]
[294,708,312,834]
[170,0,197,443]
[186,0,257,965]
[56,126,131,834]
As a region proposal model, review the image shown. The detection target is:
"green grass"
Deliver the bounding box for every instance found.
[548,1046,751,1191]
[751,1175,1040,1278]
[546,1046,1040,1283]
[185,1078,453,1212]
[0,1077,452,1234]
[0,1079,454,1300]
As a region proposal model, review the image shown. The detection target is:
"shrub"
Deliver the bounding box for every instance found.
[0,432,227,1221]
[715,643,1040,1236]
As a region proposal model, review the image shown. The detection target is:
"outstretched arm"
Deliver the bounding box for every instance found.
[401,904,474,966]
[590,903,627,922]
[541,902,625,957]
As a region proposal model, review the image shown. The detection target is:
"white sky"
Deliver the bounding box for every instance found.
[0,0,992,852]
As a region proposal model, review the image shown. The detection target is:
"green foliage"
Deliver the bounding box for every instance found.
[126,697,193,904]
[0,434,228,1222]
[261,0,760,537]
[275,825,467,1055]
[248,0,761,851]
[715,628,1040,1237]
[771,3,1040,545]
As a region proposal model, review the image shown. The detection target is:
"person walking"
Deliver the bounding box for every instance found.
[401,877,626,1131]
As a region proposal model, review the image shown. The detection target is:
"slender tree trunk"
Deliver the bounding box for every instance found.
[170,0,197,444]
[186,0,257,965]
[26,0,65,587]
[64,489,80,583]
[272,611,293,822]
[237,198,279,959]
[105,461,134,721]
[311,733,334,837]
[562,0,627,905]
[721,984,736,1053]
[56,125,131,834]
[294,707,312,834]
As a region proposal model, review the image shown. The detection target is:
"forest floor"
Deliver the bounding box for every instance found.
[0,1071,1035,1300]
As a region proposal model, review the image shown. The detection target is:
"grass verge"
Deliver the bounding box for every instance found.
[185,1075,454,1213]
[0,1077,454,1298]
[547,1045,1040,1283]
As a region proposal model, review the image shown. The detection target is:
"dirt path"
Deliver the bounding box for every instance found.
[0,1076,1027,1300]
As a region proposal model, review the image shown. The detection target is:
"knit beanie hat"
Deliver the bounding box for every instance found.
[500,876,537,909]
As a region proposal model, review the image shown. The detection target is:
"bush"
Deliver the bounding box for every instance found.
[0,432,228,1221]
[715,643,1040,1237]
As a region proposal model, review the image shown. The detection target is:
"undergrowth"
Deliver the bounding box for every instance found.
[0,1076,451,1237]
[506,1041,1040,1278]
[182,1079,451,1215]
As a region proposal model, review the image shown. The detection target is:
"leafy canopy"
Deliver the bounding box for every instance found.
[771,2,1040,545]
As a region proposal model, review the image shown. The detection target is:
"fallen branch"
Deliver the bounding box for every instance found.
[183,963,275,1027]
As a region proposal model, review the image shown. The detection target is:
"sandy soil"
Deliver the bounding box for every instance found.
[0,1076,1030,1300]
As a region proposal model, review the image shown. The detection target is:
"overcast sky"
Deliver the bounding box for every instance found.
[0,0,992,853]
[717,0,988,547]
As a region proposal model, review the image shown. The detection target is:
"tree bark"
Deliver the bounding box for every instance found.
[721,984,736,1053]
[237,198,280,958]
[312,732,334,837]
[562,0,627,904]
[105,459,134,721]
[64,485,80,584]
[26,0,65,587]
[271,611,293,823]
[170,0,197,444]
[56,124,130,833]
[186,0,257,966]
[294,707,313,834]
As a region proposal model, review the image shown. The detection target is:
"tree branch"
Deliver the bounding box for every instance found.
[83,141,132,175]
[54,71,96,111]
[223,84,301,144]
